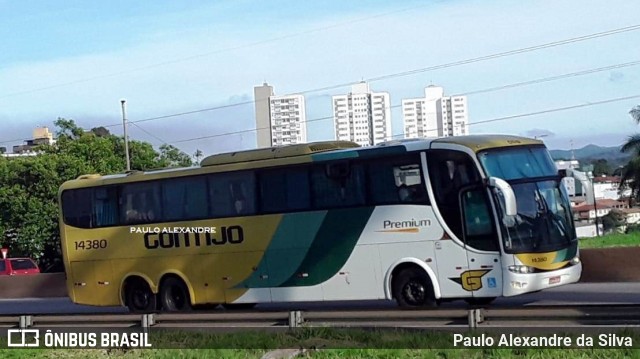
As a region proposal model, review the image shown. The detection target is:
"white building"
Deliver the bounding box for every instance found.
[593,175,631,200]
[555,160,580,196]
[254,83,307,148]
[269,94,307,147]
[332,82,392,147]
[2,127,56,157]
[402,85,469,139]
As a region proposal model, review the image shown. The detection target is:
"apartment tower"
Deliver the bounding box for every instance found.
[254,82,307,148]
[332,82,392,147]
[403,85,469,139]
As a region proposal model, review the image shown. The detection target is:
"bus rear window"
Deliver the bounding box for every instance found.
[61,188,93,228]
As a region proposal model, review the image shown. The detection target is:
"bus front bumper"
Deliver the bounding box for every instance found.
[503,262,582,297]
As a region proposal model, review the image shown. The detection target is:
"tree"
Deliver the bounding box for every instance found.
[619,105,640,201]
[0,118,193,270]
[193,149,204,166]
[158,144,194,168]
[601,209,626,234]
[591,158,610,177]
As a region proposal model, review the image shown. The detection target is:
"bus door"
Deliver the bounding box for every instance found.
[426,149,501,299]
[426,150,475,299]
[459,186,503,298]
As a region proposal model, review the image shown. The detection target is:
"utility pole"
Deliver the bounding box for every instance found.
[120,99,131,171]
[588,171,599,236]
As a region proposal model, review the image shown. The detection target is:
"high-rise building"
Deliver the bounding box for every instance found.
[254,83,274,148]
[12,127,56,154]
[269,94,307,147]
[402,85,469,139]
[332,82,392,147]
[254,83,307,148]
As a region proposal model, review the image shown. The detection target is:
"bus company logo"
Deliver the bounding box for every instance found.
[377,219,431,233]
[143,225,244,249]
[449,270,490,291]
[7,329,39,347]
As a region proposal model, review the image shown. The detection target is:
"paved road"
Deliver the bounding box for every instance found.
[0,283,638,315]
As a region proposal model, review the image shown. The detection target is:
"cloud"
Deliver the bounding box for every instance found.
[1,0,639,155]
[609,71,625,83]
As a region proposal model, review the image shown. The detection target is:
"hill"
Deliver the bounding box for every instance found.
[550,144,631,169]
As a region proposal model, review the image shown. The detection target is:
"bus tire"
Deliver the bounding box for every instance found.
[393,268,437,308]
[222,303,257,310]
[464,297,496,306]
[125,278,157,313]
[159,277,192,312]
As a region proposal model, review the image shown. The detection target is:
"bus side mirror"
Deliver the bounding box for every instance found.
[488,177,517,216]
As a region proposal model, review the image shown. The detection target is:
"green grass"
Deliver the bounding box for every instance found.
[1,328,639,358]
[579,232,640,248]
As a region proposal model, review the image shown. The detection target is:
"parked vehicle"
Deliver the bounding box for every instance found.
[0,257,41,276]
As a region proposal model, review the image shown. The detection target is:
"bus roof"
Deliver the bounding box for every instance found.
[431,134,542,152]
[200,140,360,166]
[59,135,543,190]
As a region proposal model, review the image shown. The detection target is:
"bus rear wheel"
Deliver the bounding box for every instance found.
[393,268,437,308]
[125,278,157,313]
[159,277,192,312]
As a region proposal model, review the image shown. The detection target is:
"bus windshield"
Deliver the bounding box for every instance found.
[478,146,577,253]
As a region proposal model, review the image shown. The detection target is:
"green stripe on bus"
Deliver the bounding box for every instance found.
[279,206,374,287]
[311,151,359,162]
[235,212,327,288]
[553,243,578,263]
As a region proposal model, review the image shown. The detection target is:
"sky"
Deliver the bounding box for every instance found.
[1,0,639,157]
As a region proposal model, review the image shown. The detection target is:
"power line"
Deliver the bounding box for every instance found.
[3,60,638,147]
[170,94,640,145]
[453,60,640,96]
[138,59,640,145]
[367,24,640,83]
[129,122,168,144]
[0,3,431,101]
[468,94,640,126]
[95,23,640,129]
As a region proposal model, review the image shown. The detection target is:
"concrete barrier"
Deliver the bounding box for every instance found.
[579,247,640,282]
[0,273,67,299]
[0,248,636,299]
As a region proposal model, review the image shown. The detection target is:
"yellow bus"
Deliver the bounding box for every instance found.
[58,135,582,312]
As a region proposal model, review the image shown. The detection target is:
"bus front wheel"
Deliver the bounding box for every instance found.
[393,268,437,308]
[125,278,157,313]
[159,277,192,312]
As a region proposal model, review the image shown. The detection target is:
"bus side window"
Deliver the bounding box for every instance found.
[93,187,118,227]
[120,183,161,224]
[162,177,208,221]
[367,157,429,205]
[394,165,427,203]
[310,162,364,208]
[461,188,498,251]
[259,167,310,213]
[209,172,256,217]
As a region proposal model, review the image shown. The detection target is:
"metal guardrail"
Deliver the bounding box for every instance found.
[2,306,640,330]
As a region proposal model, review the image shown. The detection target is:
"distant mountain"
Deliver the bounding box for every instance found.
[550,144,631,168]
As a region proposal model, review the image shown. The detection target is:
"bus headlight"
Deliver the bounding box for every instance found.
[570,256,580,265]
[508,265,535,274]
